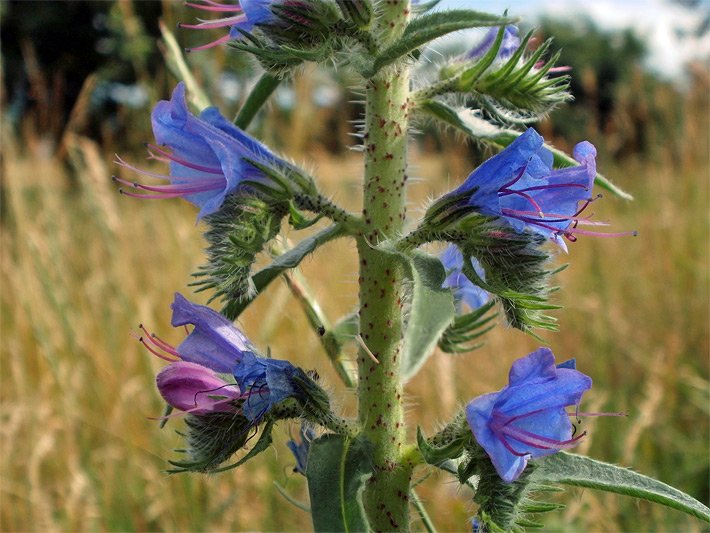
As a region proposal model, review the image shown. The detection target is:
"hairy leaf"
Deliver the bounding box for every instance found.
[306,434,373,532]
[367,10,516,76]
[532,452,710,523]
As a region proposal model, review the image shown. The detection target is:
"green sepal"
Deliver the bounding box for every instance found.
[365,10,517,76]
[306,434,374,532]
[455,223,559,333]
[288,200,323,229]
[417,426,466,465]
[165,412,256,473]
[192,195,287,321]
[417,99,633,200]
[335,0,371,27]
[437,300,497,354]
[224,224,346,318]
[519,501,566,514]
[201,418,276,474]
[531,452,710,523]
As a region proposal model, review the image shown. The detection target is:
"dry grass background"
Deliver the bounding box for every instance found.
[1,58,709,533]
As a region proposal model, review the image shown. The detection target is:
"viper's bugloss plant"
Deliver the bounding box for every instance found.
[116,1,709,530]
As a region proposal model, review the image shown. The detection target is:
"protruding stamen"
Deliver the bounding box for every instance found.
[185,0,242,13]
[136,335,180,362]
[146,144,223,174]
[179,15,246,30]
[185,33,233,52]
[113,175,224,197]
[499,188,545,216]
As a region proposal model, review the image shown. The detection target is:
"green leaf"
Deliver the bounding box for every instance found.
[378,248,455,381]
[419,100,633,200]
[233,72,281,129]
[306,434,373,532]
[531,452,710,523]
[368,10,516,76]
[227,224,346,318]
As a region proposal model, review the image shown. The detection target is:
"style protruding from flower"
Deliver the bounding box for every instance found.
[114,83,287,219]
[140,292,302,422]
[180,0,274,52]
[440,244,489,312]
[465,25,520,63]
[465,347,613,482]
[436,128,636,250]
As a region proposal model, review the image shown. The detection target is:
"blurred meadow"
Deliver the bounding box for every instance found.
[1,1,708,531]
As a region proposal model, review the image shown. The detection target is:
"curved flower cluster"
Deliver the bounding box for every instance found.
[114,82,287,219]
[142,293,301,422]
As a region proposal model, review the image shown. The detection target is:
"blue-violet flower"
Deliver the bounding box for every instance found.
[466,347,592,482]
[180,0,274,52]
[446,128,633,250]
[114,82,283,219]
[440,244,489,312]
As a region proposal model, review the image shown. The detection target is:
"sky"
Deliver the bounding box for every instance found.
[436,0,710,78]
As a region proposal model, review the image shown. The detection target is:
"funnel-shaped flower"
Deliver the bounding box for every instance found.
[180,0,274,52]
[114,82,285,219]
[466,347,592,482]
[442,128,624,250]
[440,245,489,312]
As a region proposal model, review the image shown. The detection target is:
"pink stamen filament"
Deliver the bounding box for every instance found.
[504,182,588,194]
[146,144,223,174]
[139,326,180,357]
[114,175,224,197]
[569,411,628,418]
[499,189,544,216]
[499,163,529,191]
[185,1,243,13]
[138,326,180,358]
[502,208,609,225]
[186,33,233,52]
[137,336,179,362]
[180,15,246,30]
[499,425,587,450]
[498,434,531,457]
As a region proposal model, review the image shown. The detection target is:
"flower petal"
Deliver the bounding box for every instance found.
[156,361,240,414]
[171,293,254,373]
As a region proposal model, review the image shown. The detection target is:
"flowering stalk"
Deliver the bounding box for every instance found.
[356,1,413,529]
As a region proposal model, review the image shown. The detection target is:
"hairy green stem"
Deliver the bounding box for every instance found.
[357,1,413,530]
